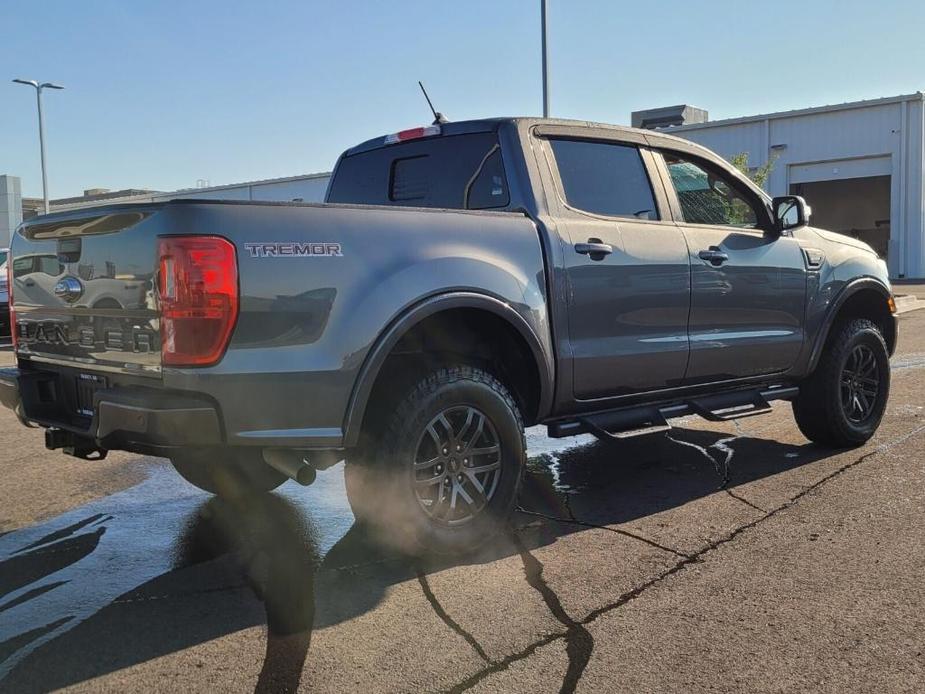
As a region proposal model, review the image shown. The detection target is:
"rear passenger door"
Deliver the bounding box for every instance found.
[542,134,691,400]
[656,149,806,384]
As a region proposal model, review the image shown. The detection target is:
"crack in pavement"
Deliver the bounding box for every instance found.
[562,493,577,523]
[664,421,767,514]
[444,421,925,692]
[441,532,596,694]
[724,488,766,514]
[511,535,594,694]
[416,570,491,664]
[516,507,692,559]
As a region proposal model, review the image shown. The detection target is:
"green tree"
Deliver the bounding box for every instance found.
[729,151,777,190]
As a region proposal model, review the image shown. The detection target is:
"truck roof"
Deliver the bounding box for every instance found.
[344,116,696,157]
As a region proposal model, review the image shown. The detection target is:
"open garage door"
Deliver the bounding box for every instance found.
[789,157,891,259]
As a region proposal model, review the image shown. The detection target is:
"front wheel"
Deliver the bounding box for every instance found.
[345,366,525,555]
[792,318,890,447]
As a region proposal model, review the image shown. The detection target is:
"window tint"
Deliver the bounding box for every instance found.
[465,147,508,209]
[663,152,759,228]
[328,133,509,210]
[390,156,428,202]
[549,139,658,220]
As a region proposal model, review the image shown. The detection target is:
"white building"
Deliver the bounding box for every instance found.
[51,171,332,211]
[0,172,332,247]
[639,93,925,279]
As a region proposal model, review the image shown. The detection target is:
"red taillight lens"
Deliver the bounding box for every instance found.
[383,124,441,144]
[157,236,238,367]
[7,260,15,351]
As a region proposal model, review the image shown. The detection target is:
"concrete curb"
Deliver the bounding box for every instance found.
[894,294,922,314]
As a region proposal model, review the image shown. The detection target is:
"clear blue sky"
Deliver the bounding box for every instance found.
[3,0,924,199]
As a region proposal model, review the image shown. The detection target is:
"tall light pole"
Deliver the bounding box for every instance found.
[13,78,64,215]
[541,0,550,117]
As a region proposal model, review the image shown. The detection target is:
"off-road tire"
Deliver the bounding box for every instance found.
[792,318,890,447]
[345,365,526,555]
[171,448,287,497]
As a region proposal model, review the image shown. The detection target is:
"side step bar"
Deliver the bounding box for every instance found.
[548,386,799,441]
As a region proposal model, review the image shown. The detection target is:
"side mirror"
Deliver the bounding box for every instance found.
[772,195,811,232]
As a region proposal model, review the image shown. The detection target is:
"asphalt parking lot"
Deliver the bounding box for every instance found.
[1,308,924,693]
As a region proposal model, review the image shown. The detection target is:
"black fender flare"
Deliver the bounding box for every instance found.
[806,277,895,373]
[342,291,554,448]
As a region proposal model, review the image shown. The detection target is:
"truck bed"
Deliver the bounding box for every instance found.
[9,199,550,451]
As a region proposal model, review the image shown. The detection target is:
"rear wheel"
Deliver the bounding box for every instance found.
[171,448,286,496]
[345,365,525,555]
[792,318,890,447]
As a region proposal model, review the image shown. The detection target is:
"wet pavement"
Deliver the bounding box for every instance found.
[0,311,924,692]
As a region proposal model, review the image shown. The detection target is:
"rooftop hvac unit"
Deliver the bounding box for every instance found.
[631,105,708,130]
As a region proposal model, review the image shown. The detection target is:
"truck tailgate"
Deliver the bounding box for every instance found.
[11,208,162,376]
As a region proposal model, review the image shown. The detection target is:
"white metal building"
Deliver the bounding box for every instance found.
[657,92,925,279]
[0,171,332,248]
[53,171,332,211]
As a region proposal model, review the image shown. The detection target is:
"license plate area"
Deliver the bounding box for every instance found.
[75,373,107,418]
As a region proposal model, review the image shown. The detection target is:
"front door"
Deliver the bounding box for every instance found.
[658,150,806,384]
[545,137,691,400]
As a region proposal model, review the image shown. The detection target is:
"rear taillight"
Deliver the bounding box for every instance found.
[7,260,15,351]
[157,236,238,367]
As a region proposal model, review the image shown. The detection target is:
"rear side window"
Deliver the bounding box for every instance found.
[550,139,658,220]
[328,133,510,210]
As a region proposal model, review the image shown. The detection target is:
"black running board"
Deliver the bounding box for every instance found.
[548,386,799,440]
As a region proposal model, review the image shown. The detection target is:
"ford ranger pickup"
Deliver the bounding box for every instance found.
[0,118,898,552]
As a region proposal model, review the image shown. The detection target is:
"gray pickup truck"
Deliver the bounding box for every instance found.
[0,118,897,552]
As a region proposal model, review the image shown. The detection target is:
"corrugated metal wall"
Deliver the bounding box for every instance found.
[160,175,331,204]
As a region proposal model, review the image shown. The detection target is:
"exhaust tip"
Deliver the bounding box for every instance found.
[262,448,317,486]
[294,463,317,486]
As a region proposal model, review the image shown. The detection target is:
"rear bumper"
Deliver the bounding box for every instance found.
[0,366,223,453]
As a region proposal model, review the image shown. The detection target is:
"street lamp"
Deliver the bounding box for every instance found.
[541,0,550,118]
[13,78,64,215]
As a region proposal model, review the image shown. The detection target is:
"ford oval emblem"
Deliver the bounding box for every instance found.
[54,276,84,303]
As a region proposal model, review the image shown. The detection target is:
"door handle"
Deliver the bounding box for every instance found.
[575,240,613,259]
[698,247,729,266]
[23,279,36,287]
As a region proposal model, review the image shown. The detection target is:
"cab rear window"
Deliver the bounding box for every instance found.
[327,133,510,210]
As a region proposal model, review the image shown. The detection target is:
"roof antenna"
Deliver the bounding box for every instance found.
[419,81,448,125]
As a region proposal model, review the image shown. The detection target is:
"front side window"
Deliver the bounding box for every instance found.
[663,152,760,228]
[550,139,658,220]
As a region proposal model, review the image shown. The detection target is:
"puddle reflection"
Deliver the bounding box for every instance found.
[0,425,828,691]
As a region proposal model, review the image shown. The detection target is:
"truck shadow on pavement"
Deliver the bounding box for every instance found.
[0,427,836,692]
